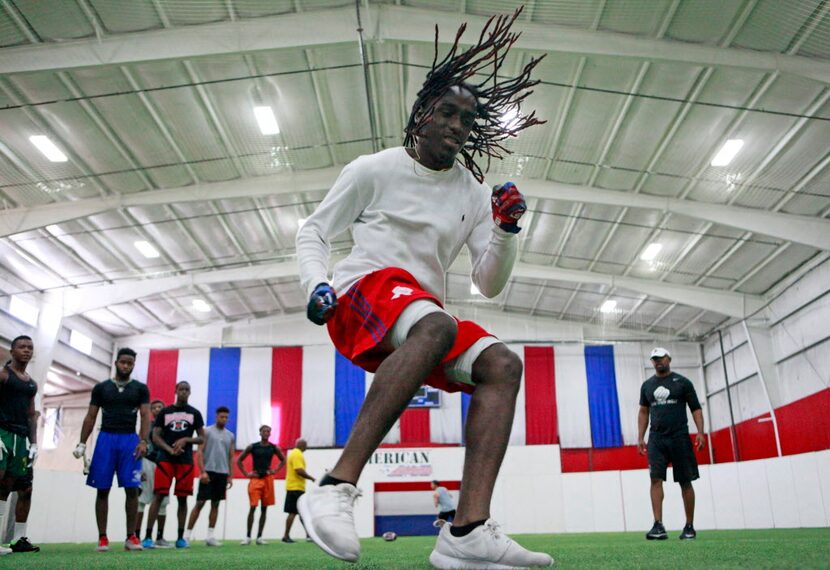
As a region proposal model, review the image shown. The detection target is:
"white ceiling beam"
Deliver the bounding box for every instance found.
[1,5,827,83]
[117,301,679,348]
[0,167,340,237]
[4,170,827,251]
[53,257,302,317]
[50,251,761,319]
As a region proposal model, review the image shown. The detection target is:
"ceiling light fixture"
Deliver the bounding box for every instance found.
[600,300,617,313]
[640,243,662,261]
[254,106,280,135]
[192,299,211,313]
[29,135,68,162]
[710,139,744,167]
[134,240,160,258]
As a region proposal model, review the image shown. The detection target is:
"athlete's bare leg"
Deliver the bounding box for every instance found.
[453,344,522,525]
[328,313,457,483]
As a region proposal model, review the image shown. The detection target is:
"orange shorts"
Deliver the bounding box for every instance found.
[248,475,275,507]
[327,268,492,394]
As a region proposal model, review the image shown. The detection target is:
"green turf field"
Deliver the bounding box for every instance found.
[5,528,828,569]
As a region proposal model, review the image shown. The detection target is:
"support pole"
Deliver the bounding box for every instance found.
[717,330,740,462]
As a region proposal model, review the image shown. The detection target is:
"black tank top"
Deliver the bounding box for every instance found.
[0,365,37,436]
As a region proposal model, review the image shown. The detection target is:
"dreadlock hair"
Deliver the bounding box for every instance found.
[403,6,546,182]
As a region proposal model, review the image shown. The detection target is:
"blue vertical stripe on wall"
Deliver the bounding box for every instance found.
[335,352,365,447]
[584,345,623,448]
[460,392,472,445]
[207,347,241,435]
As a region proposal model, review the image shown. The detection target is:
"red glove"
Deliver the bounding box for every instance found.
[491,182,526,234]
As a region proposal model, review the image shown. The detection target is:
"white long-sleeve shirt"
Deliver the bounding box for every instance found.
[296,147,517,302]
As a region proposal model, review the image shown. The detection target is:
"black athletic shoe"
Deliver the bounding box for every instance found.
[11,537,40,553]
[646,521,668,540]
[679,524,696,540]
[281,537,295,544]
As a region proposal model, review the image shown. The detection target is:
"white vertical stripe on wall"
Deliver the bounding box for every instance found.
[132,349,150,384]
[177,348,210,418]
[301,345,336,447]
[236,347,273,449]
[507,343,526,446]
[613,342,646,445]
[554,344,591,448]
[431,389,461,444]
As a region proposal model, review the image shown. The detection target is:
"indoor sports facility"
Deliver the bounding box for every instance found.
[0,1,828,568]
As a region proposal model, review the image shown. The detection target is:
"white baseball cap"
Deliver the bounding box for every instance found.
[650,347,671,359]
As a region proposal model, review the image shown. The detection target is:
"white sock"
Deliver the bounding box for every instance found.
[0,500,6,537]
[207,527,215,539]
[184,529,193,541]
[13,522,26,541]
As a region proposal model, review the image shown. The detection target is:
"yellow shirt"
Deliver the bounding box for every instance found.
[285,448,307,491]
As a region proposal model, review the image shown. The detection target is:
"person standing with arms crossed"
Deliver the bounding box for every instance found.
[295,9,552,568]
[638,347,706,541]
[74,347,150,552]
[184,406,234,546]
[0,336,38,557]
[237,425,285,545]
[144,381,205,549]
[282,438,314,544]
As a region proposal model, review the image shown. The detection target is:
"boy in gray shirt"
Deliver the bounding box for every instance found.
[185,406,235,546]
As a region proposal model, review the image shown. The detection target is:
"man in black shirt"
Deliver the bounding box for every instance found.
[74,347,150,552]
[237,425,285,545]
[637,347,705,541]
[145,381,204,549]
[0,335,38,556]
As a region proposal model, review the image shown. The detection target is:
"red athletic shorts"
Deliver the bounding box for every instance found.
[327,268,493,394]
[153,461,195,497]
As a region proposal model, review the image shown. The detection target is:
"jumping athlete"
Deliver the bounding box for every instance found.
[295,8,551,568]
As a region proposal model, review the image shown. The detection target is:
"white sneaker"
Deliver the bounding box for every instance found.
[255,537,267,545]
[429,519,553,569]
[297,483,362,562]
[205,537,222,547]
[0,545,11,556]
[240,537,252,545]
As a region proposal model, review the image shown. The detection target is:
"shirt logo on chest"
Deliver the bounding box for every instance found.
[653,386,671,405]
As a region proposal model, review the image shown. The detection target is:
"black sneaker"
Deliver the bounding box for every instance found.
[646,521,668,540]
[679,524,696,540]
[281,537,295,544]
[11,537,40,553]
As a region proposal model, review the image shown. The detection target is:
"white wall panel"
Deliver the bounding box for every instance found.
[709,463,745,529]
[620,469,652,532]
[789,453,828,527]
[733,375,772,423]
[764,458,800,528]
[776,339,830,407]
[237,347,274,448]
[554,344,591,448]
[816,450,830,524]
[689,467,717,530]
[768,259,830,320]
[591,471,625,531]
[613,342,645,445]
[562,473,595,532]
[737,460,774,528]
[301,345,336,447]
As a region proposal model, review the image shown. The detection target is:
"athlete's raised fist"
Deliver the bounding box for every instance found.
[491,182,526,234]
[307,283,338,326]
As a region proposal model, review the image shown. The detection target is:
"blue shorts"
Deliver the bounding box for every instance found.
[86,432,142,489]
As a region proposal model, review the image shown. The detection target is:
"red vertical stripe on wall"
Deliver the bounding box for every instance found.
[400,408,430,444]
[146,349,178,405]
[272,347,303,450]
[524,346,558,445]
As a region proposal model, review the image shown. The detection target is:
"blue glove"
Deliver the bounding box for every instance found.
[307,283,338,325]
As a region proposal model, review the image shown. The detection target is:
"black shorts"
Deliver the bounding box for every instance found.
[12,468,33,493]
[438,510,456,522]
[648,432,699,483]
[196,471,228,502]
[284,490,304,514]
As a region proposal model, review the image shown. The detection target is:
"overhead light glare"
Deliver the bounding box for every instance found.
[297,218,307,228]
[711,139,744,167]
[470,283,482,296]
[499,106,520,129]
[600,300,617,314]
[640,243,662,262]
[134,240,160,259]
[192,298,211,313]
[254,106,280,135]
[69,330,93,355]
[45,224,63,236]
[29,135,68,162]
[9,296,39,326]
